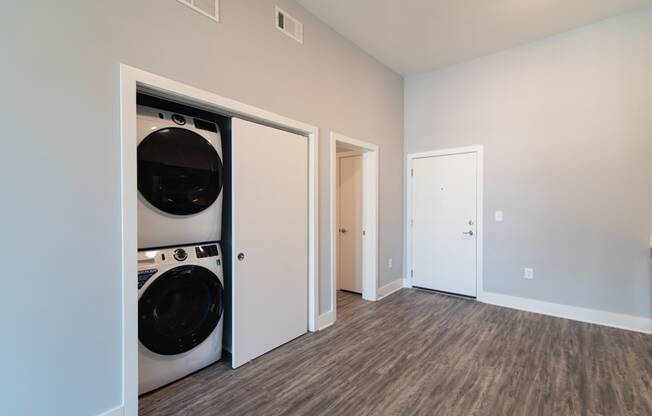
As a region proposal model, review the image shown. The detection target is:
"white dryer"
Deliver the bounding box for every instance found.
[138,243,224,395]
[137,105,223,249]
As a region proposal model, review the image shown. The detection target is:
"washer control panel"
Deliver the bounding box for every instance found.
[137,243,222,289]
[138,269,158,289]
[195,244,219,258]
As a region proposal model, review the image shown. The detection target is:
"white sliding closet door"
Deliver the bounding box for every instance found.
[231,118,308,368]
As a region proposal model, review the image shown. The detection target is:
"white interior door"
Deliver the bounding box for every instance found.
[231,118,308,368]
[338,155,363,293]
[411,152,477,297]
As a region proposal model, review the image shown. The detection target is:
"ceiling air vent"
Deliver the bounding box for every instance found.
[177,0,219,22]
[276,6,303,44]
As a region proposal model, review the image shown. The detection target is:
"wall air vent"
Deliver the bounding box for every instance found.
[275,6,303,44]
[177,0,219,22]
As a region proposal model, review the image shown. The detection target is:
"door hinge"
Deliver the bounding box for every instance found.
[410,269,414,277]
[410,168,413,177]
[410,219,414,227]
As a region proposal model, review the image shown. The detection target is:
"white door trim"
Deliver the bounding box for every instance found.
[327,132,379,328]
[119,64,319,416]
[405,145,484,300]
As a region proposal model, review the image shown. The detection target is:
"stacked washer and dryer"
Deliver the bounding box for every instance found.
[136,105,226,395]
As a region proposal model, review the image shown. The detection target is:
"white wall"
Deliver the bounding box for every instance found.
[405,8,652,319]
[0,1,403,415]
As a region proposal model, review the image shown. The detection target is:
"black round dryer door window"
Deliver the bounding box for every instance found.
[139,265,224,356]
[138,127,223,216]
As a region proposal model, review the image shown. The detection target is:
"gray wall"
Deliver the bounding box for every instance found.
[0,1,403,414]
[405,8,652,318]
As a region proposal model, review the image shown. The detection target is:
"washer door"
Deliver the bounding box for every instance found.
[138,127,223,216]
[139,265,224,356]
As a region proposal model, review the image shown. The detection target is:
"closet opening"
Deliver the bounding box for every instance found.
[120,65,319,415]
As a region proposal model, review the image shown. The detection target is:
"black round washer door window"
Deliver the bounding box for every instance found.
[138,127,223,215]
[139,265,224,355]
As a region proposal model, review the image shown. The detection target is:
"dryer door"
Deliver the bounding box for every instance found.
[139,265,224,355]
[138,127,223,215]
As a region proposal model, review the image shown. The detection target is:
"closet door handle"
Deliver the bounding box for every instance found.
[463,230,474,236]
[237,253,245,261]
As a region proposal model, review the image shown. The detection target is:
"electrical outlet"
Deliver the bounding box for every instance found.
[524,268,534,280]
[388,258,393,268]
[495,211,504,222]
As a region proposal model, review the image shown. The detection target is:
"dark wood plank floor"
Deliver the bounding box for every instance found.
[140,289,652,416]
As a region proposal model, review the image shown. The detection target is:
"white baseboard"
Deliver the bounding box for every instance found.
[98,405,124,416]
[377,279,404,300]
[480,291,652,334]
[402,278,412,288]
[317,310,336,330]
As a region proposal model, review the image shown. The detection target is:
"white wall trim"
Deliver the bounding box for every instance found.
[118,65,138,416]
[376,279,404,300]
[120,64,320,416]
[330,132,380,323]
[337,150,363,158]
[405,145,484,298]
[481,291,652,334]
[317,310,336,330]
[98,405,124,416]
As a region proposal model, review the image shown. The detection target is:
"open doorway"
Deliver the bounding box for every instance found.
[329,132,379,321]
[337,149,364,295]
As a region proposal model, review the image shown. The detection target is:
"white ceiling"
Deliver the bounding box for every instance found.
[297,0,652,75]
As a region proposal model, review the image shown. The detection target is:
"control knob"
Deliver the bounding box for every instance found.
[174,248,188,261]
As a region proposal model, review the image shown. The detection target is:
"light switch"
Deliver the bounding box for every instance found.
[524,268,534,280]
[495,211,504,222]
[388,258,393,268]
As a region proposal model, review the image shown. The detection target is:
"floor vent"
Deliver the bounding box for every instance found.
[178,0,219,22]
[275,6,303,44]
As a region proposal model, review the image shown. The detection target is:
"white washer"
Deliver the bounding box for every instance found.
[138,243,224,395]
[137,105,224,249]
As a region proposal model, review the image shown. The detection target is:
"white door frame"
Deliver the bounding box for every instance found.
[119,64,319,416]
[405,146,484,300]
[325,132,379,329]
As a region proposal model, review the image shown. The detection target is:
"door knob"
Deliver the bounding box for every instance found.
[463,230,474,236]
[340,228,348,234]
[237,253,245,261]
